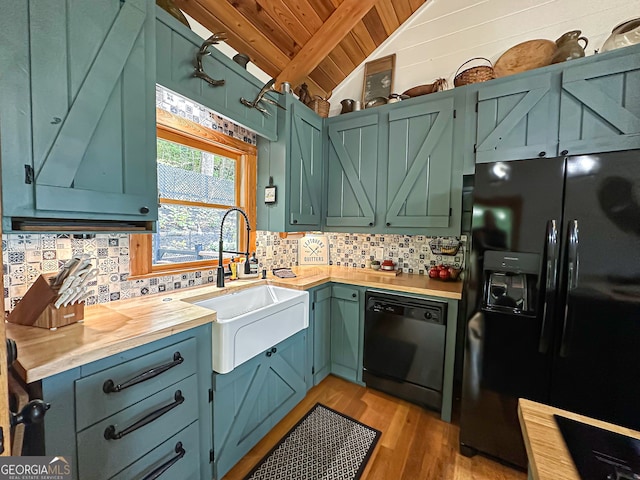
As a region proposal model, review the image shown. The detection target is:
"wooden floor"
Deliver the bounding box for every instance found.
[223,375,527,480]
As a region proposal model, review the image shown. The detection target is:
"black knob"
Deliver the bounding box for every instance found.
[352,293,357,298]
[368,222,373,227]
[386,222,391,227]
[293,219,298,224]
[6,338,17,367]
[11,400,50,427]
[139,206,150,214]
[561,149,568,156]
[538,151,546,158]
[424,311,433,320]
[266,351,272,357]
[271,347,277,354]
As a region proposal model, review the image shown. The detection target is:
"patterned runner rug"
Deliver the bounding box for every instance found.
[244,403,381,480]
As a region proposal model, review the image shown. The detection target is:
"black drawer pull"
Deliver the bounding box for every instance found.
[142,441,186,480]
[104,390,184,441]
[103,352,184,394]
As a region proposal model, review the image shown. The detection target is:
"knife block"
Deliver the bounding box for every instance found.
[7,274,84,330]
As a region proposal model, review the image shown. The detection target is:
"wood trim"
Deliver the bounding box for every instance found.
[276,0,377,88]
[131,118,257,277]
[160,198,237,210]
[156,108,257,155]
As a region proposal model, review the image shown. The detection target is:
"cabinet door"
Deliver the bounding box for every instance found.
[559,51,640,155]
[26,0,156,221]
[475,72,559,162]
[313,285,332,385]
[155,8,278,141]
[289,102,323,228]
[385,96,454,229]
[213,331,307,479]
[330,285,361,382]
[326,114,379,228]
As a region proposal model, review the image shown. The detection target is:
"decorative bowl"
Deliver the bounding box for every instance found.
[371,264,381,270]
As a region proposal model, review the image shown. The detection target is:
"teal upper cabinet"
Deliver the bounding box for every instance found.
[155,7,278,141]
[257,96,323,232]
[0,0,157,232]
[559,48,640,155]
[474,71,560,163]
[385,95,455,230]
[325,113,379,229]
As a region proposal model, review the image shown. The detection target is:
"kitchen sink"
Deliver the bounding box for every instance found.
[193,285,309,374]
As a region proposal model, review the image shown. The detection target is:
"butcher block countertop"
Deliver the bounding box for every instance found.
[6,266,462,383]
[518,398,640,480]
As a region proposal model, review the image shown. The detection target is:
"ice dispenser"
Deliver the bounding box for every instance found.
[482,251,540,314]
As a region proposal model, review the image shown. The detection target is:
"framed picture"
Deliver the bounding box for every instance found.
[362,54,396,105]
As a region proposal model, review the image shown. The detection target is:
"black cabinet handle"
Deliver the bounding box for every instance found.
[140,206,150,214]
[266,351,272,357]
[368,222,373,227]
[142,442,186,480]
[352,293,357,298]
[538,151,546,157]
[386,222,390,227]
[103,352,184,394]
[293,219,298,224]
[561,149,568,156]
[104,390,184,441]
[271,347,277,354]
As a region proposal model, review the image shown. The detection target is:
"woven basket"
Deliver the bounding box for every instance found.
[308,96,330,117]
[454,57,496,87]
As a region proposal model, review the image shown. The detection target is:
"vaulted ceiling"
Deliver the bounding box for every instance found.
[174,0,429,98]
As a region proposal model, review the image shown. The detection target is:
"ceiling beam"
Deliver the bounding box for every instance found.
[276,0,377,88]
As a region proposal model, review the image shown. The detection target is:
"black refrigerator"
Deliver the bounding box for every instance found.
[459,152,640,468]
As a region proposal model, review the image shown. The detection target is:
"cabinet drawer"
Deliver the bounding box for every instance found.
[331,285,359,302]
[110,421,200,480]
[75,337,197,431]
[77,375,198,480]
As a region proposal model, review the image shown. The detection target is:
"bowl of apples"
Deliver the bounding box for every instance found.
[428,264,462,281]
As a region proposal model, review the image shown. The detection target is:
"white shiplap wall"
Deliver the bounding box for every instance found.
[330,0,639,115]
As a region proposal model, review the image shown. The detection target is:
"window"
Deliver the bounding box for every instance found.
[130,109,256,276]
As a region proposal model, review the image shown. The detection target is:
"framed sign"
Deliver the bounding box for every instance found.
[362,54,396,105]
[298,235,329,265]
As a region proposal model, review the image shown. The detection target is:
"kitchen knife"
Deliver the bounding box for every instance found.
[57,275,76,296]
[52,256,81,287]
[77,268,99,289]
[74,289,95,305]
[67,287,86,306]
[54,288,76,309]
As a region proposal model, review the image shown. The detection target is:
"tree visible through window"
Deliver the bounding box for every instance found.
[154,137,240,266]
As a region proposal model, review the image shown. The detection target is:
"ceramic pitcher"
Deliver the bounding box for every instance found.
[601,18,640,52]
[551,30,588,64]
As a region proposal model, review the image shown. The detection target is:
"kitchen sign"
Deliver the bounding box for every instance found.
[298,235,329,265]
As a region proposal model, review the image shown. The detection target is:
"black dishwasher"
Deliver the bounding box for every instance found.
[363,291,447,411]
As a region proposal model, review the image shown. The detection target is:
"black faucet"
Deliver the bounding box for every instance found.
[217,207,251,288]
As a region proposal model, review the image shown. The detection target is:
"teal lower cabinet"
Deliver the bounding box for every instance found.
[330,284,365,384]
[212,330,308,479]
[310,284,332,386]
[37,325,213,480]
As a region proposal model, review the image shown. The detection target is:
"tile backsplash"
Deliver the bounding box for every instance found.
[3,231,464,312]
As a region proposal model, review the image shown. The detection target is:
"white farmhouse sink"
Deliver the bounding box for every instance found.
[194,285,309,374]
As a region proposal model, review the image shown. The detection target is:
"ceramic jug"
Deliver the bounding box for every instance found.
[551,30,588,64]
[340,99,355,114]
[601,18,640,52]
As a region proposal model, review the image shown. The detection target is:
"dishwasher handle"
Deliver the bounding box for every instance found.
[366,296,446,325]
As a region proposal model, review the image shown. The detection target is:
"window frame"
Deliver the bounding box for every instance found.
[130,108,257,278]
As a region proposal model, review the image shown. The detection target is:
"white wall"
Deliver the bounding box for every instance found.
[330,0,639,115]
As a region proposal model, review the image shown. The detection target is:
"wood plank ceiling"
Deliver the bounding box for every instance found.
[174,0,428,98]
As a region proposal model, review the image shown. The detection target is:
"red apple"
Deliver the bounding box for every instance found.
[439,268,451,280]
[428,267,439,279]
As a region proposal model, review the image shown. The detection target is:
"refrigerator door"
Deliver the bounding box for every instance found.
[551,153,640,430]
[460,158,565,467]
